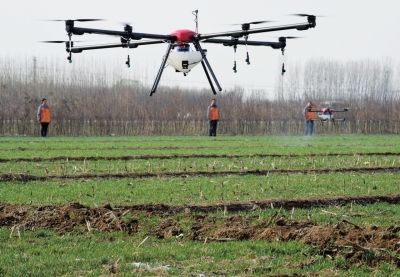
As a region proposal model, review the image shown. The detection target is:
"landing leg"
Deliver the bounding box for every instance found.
[150,44,173,96]
[193,41,222,92]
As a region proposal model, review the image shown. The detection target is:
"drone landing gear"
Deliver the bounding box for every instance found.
[193,41,222,95]
[150,44,173,96]
[200,61,216,95]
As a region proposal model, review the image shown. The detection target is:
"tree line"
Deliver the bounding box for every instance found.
[0,55,399,136]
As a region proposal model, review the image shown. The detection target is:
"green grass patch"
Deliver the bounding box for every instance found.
[1,135,400,276]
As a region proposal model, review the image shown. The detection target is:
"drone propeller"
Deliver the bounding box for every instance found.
[39,40,84,43]
[280,36,301,39]
[45,19,104,22]
[289,14,325,17]
[290,14,311,17]
[118,22,134,27]
[40,40,80,63]
[230,20,275,31]
[274,36,301,56]
[231,20,274,25]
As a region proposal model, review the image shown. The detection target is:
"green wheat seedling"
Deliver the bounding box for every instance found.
[1,135,400,276]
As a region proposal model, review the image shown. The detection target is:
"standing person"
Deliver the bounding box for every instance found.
[207,99,220,136]
[37,98,51,138]
[303,101,317,135]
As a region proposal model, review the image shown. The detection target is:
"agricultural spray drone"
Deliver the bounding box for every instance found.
[42,11,317,96]
[309,101,349,124]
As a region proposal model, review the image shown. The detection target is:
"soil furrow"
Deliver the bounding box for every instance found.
[1,166,400,182]
[1,152,399,163]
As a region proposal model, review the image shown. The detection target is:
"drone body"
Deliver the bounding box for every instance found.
[166,43,205,74]
[169,29,196,42]
[311,101,350,125]
[43,12,317,96]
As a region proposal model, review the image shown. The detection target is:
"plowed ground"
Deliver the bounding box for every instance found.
[2,195,400,267]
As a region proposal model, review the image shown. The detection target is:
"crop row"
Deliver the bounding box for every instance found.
[1,155,400,177]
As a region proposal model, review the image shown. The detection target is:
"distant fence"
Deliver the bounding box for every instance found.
[2,118,400,136]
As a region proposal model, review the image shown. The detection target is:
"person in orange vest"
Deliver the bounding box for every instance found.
[303,101,317,135]
[37,98,51,138]
[207,99,220,136]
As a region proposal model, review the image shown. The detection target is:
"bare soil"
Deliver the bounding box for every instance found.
[2,194,400,268]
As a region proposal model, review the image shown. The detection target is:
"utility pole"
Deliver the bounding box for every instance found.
[33,57,37,98]
[33,57,37,84]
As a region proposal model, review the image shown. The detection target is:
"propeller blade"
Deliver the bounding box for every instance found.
[231,20,274,25]
[39,40,84,43]
[272,36,302,40]
[75,19,104,22]
[40,41,68,43]
[290,13,310,17]
[44,19,104,22]
[247,20,273,25]
[289,14,325,17]
[118,22,133,26]
[281,36,302,39]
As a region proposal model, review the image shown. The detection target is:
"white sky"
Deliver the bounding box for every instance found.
[1,0,400,96]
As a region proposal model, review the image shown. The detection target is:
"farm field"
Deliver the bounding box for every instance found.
[1,135,400,276]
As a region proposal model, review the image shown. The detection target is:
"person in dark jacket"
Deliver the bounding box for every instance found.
[207,99,220,136]
[37,98,51,138]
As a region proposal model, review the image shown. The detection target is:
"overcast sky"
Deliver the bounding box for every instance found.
[1,0,399,96]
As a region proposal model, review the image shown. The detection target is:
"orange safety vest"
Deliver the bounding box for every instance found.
[209,106,219,120]
[40,106,51,123]
[305,104,317,121]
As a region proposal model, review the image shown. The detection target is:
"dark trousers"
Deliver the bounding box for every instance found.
[305,120,314,135]
[209,120,218,136]
[41,122,49,137]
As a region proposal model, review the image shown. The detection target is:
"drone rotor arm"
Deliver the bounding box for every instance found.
[69,26,177,41]
[69,40,165,53]
[196,20,316,40]
[202,38,283,48]
[312,110,349,113]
